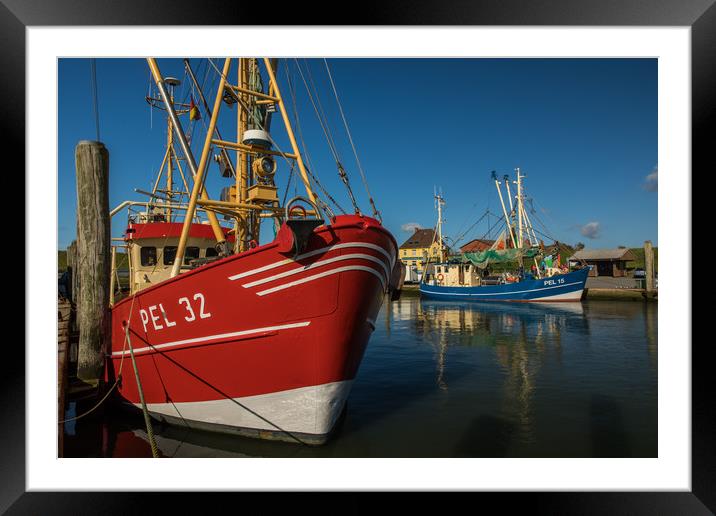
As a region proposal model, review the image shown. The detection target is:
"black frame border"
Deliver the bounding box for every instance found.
[8,1,712,513]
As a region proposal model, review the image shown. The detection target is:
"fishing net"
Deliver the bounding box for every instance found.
[462,248,539,269]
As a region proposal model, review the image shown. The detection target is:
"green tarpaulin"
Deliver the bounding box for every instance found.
[462,248,539,269]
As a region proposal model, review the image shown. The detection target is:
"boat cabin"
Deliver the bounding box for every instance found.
[423,262,482,287]
[125,221,235,293]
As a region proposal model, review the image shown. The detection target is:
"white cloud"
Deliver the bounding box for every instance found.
[579,221,601,239]
[643,166,658,192]
[401,222,423,233]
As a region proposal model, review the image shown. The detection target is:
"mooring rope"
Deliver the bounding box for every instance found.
[124,326,310,446]
[59,291,139,425]
[124,327,160,458]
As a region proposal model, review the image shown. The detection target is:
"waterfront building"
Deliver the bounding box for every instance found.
[399,228,449,273]
[569,248,637,277]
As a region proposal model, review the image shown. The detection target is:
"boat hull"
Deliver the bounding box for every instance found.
[419,267,589,302]
[108,215,398,444]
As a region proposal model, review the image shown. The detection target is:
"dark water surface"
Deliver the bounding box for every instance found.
[64,297,657,458]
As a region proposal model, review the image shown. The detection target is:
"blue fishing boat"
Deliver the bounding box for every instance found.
[420,266,589,302]
[419,170,589,303]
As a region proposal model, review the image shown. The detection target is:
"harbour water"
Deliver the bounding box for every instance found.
[64,296,657,458]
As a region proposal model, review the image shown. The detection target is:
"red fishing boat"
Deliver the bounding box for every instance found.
[106,58,402,444]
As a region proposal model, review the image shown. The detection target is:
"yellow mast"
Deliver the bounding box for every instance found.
[147,59,227,252]
[236,58,250,252]
[262,57,317,205]
[147,58,232,277]
[142,57,324,278]
[166,104,173,222]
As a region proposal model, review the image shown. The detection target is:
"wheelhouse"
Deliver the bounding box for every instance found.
[124,220,235,293]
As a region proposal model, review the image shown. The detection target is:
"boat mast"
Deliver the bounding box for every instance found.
[492,171,517,248]
[165,79,176,222]
[516,168,523,248]
[147,57,324,278]
[518,178,539,248]
[262,57,318,206]
[435,190,446,262]
[145,77,184,222]
[147,57,232,277]
[236,58,250,253]
[146,59,229,259]
[504,174,514,215]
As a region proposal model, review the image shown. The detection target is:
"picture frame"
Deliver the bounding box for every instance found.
[9,0,710,512]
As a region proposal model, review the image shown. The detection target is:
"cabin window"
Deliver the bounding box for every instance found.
[205,247,218,258]
[140,246,157,267]
[184,247,200,264]
[163,246,177,265]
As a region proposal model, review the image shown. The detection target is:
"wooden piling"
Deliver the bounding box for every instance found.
[58,298,72,457]
[66,241,78,331]
[75,141,111,382]
[644,240,655,294]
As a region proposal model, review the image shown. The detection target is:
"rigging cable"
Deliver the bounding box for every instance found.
[324,58,381,222]
[293,59,360,214]
[285,65,346,216]
[302,59,341,161]
[450,208,490,249]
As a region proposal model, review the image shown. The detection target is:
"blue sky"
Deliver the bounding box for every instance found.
[58,58,657,250]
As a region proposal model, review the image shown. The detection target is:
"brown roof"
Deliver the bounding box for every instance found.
[460,238,495,253]
[400,228,438,249]
[571,248,637,261]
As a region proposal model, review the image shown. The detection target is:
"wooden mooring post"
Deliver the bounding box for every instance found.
[75,140,111,383]
[644,240,655,294]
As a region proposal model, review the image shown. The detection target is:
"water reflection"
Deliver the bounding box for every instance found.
[412,300,591,445]
[644,303,658,369]
[65,298,657,458]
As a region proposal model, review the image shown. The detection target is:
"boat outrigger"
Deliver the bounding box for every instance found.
[419,170,589,303]
[107,58,402,444]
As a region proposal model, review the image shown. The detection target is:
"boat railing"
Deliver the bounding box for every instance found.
[109,243,130,305]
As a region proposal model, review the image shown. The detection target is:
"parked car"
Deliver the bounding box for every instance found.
[634,268,646,278]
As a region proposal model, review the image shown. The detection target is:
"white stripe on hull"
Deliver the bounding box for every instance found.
[139,380,354,437]
[422,280,584,297]
[228,241,394,281]
[241,253,390,288]
[531,289,584,301]
[256,265,386,296]
[112,321,312,357]
[421,287,584,302]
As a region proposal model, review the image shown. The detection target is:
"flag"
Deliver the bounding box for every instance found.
[189,96,201,121]
[555,254,561,267]
[490,230,507,250]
